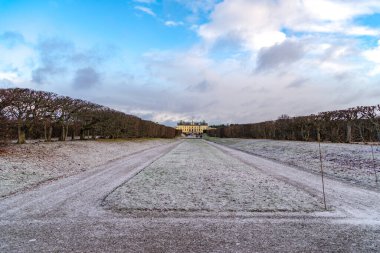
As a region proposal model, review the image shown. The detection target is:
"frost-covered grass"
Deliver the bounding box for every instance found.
[0,139,175,197]
[104,140,323,212]
[206,137,380,189]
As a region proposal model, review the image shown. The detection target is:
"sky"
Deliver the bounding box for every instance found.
[1,0,380,126]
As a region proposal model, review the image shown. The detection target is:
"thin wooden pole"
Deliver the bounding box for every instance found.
[371,145,378,183]
[318,141,327,210]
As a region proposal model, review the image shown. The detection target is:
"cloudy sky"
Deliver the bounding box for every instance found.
[1,0,380,126]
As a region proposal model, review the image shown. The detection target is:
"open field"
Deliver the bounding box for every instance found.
[0,139,175,198]
[206,137,380,190]
[1,139,380,252]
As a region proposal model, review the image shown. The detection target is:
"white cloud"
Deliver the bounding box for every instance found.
[363,40,380,64]
[137,47,373,124]
[319,61,355,75]
[134,6,156,16]
[164,21,184,27]
[345,26,380,36]
[0,41,36,86]
[302,0,369,21]
[198,0,283,51]
[0,72,19,83]
[363,40,380,76]
[198,0,380,52]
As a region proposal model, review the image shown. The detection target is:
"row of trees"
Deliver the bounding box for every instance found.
[206,106,380,143]
[0,88,179,144]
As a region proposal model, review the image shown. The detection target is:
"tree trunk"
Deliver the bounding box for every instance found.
[80,129,85,140]
[316,127,321,142]
[305,128,310,141]
[44,123,47,141]
[48,125,53,142]
[65,124,69,140]
[71,127,75,140]
[374,122,380,141]
[59,124,66,141]
[346,123,352,143]
[376,129,380,142]
[17,124,26,144]
[44,121,53,142]
[357,124,364,142]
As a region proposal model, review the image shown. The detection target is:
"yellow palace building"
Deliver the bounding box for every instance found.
[176,120,209,134]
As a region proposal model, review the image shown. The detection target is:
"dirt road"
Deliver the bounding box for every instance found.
[1,139,380,252]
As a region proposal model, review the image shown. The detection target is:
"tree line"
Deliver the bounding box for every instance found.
[206,106,380,143]
[0,88,179,144]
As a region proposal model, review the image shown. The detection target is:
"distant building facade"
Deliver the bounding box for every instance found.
[176,120,209,134]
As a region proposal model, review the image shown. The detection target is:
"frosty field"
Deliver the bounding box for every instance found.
[1,138,380,252]
[206,137,380,190]
[0,139,175,197]
[104,140,323,212]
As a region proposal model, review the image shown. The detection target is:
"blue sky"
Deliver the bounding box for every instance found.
[1,0,380,126]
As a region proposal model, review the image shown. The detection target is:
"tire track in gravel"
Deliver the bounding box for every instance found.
[207,140,380,221]
[0,140,182,220]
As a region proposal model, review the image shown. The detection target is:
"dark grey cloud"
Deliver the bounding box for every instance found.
[286,78,308,88]
[70,45,117,65]
[31,37,116,85]
[31,38,73,84]
[31,69,45,84]
[72,67,100,89]
[32,67,66,84]
[0,31,25,48]
[70,52,101,65]
[92,83,211,117]
[159,120,177,127]
[186,80,212,92]
[37,38,74,59]
[256,40,305,72]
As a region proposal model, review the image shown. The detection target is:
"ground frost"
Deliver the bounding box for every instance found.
[104,140,323,212]
[207,138,380,190]
[0,139,175,197]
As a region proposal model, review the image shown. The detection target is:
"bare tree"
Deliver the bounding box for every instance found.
[0,88,181,143]
[205,104,380,144]
[1,89,40,144]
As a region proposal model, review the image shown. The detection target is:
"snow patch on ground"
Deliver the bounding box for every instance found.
[0,139,175,197]
[104,140,323,212]
[206,138,380,190]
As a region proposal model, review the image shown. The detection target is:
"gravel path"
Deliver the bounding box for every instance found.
[0,139,379,252]
[208,141,380,220]
[0,140,181,220]
[0,139,175,197]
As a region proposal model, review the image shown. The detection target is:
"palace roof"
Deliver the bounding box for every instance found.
[177,121,208,126]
